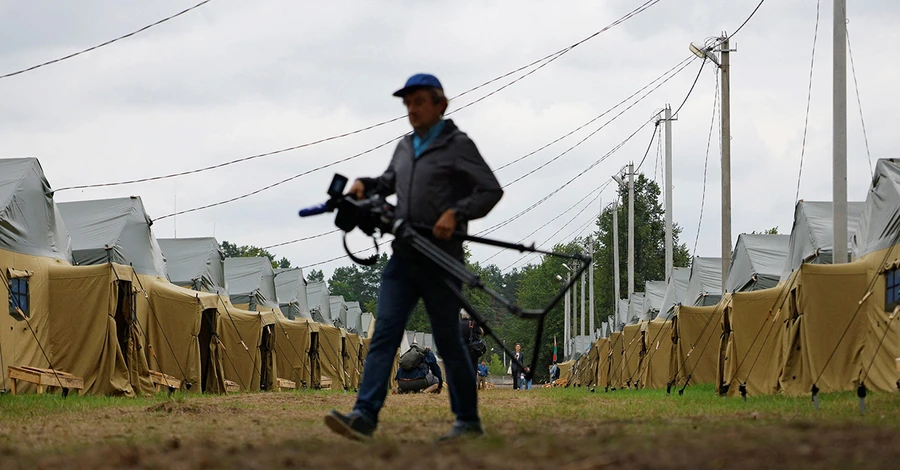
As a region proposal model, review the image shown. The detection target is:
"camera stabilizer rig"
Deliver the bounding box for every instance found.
[299,174,591,380]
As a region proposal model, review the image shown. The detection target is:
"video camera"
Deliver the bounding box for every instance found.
[298,173,592,380]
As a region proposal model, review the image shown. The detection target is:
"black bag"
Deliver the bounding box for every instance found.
[468,338,487,358]
[399,345,425,371]
[466,320,487,358]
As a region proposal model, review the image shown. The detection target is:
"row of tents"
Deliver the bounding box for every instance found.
[0,157,376,395]
[564,158,900,396]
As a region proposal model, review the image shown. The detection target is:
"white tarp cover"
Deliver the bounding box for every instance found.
[274,267,311,320]
[329,296,348,327]
[423,332,433,350]
[616,298,629,331]
[643,281,667,319]
[305,280,330,324]
[684,256,723,307]
[158,237,225,293]
[0,158,72,261]
[360,313,373,338]
[345,301,363,333]
[853,159,900,257]
[627,293,645,325]
[58,196,166,277]
[657,267,691,321]
[224,257,277,310]
[725,234,790,293]
[781,200,866,280]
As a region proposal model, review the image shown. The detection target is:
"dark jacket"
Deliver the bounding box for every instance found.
[360,119,503,259]
[395,349,443,384]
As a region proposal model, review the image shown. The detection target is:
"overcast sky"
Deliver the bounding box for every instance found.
[1,0,897,284]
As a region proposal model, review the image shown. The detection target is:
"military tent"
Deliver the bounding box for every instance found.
[59,196,225,393]
[852,159,900,392]
[657,267,691,321]
[779,260,871,395]
[717,285,790,397]
[329,296,348,328]
[274,267,312,320]
[345,301,363,334]
[673,304,723,387]
[781,200,865,280]
[57,197,166,277]
[684,257,723,307]
[725,234,790,293]
[305,280,330,324]
[643,281,667,320]
[641,315,676,389]
[224,257,279,312]
[627,293,645,325]
[158,237,225,293]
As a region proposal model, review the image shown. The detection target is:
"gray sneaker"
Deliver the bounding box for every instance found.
[437,420,484,442]
[324,409,375,441]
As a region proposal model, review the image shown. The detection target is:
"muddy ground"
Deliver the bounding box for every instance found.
[1,387,899,469]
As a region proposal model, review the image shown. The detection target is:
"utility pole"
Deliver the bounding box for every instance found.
[613,201,621,331]
[833,0,848,264]
[571,274,577,354]
[664,104,674,281]
[589,236,595,339]
[720,36,732,289]
[580,258,586,349]
[628,162,635,302]
[564,271,570,358]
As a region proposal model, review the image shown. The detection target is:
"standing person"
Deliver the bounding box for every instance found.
[477,361,489,390]
[511,343,524,390]
[325,73,504,442]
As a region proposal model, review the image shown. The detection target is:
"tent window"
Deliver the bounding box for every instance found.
[8,278,29,320]
[886,268,900,312]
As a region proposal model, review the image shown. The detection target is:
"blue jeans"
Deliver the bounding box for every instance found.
[354,254,479,425]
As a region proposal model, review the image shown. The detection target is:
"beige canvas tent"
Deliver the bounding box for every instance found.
[620,323,644,388]
[673,304,723,387]
[717,285,790,397]
[640,316,676,389]
[316,323,347,389]
[606,331,624,388]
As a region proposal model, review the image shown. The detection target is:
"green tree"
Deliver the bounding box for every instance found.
[278,257,292,269]
[486,352,506,376]
[593,173,690,328]
[752,226,779,235]
[327,253,388,314]
[307,269,325,282]
[220,240,283,269]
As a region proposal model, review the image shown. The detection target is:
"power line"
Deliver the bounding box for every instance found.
[726,0,767,40]
[155,135,399,220]
[233,55,696,254]
[846,25,873,177]
[500,58,695,189]
[0,0,216,80]
[478,118,656,238]
[262,229,340,250]
[671,57,708,118]
[56,0,666,192]
[495,56,694,173]
[691,73,720,258]
[794,0,821,203]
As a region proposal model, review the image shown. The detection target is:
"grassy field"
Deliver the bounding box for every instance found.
[1,384,899,469]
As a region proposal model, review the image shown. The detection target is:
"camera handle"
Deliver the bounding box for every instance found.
[392,219,589,380]
[342,232,381,266]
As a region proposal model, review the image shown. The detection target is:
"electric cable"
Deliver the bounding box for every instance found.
[55,0,667,192]
[262,229,340,250]
[846,25,874,177]
[691,73,720,258]
[795,0,821,203]
[0,0,216,80]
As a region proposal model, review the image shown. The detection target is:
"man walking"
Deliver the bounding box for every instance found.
[325,73,503,442]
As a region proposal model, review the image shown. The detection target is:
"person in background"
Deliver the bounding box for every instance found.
[395,342,443,394]
[477,360,489,390]
[511,343,524,390]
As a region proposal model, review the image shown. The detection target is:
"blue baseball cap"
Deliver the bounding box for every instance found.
[392,73,443,97]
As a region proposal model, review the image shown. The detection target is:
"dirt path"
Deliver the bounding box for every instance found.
[1,389,899,469]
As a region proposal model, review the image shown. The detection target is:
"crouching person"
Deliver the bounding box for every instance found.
[396,342,443,394]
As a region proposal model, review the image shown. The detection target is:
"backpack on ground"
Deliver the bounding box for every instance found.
[399,344,425,371]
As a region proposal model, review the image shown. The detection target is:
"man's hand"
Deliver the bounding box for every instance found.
[433,209,456,240]
[348,179,366,200]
